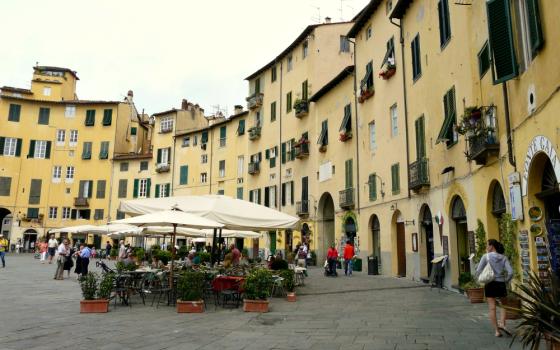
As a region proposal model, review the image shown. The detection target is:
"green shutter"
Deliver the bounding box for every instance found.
[436,88,456,145]
[165,184,171,197]
[237,187,243,199]
[416,116,426,159]
[286,92,292,113]
[369,173,377,201]
[85,110,95,126]
[45,141,51,159]
[391,164,400,194]
[15,139,22,157]
[265,149,270,159]
[133,179,139,198]
[180,165,188,185]
[88,180,94,198]
[271,102,276,121]
[201,131,208,143]
[28,140,36,158]
[103,109,113,125]
[237,120,245,135]
[220,126,226,139]
[9,104,21,122]
[155,184,160,198]
[131,127,137,136]
[146,179,151,198]
[526,0,544,56]
[486,0,518,84]
[249,190,254,202]
[0,137,4,155]
[99,141,109,159]
[290,182,294,205]
[290,139,296,161]
[38,108,50,125]
[157,149,162,164]
[281,143,286,164]
[345,159,353,189]
[438,0,451,47]
[302,80,308,100]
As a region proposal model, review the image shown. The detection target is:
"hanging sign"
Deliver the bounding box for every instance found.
[522,135,560,196]
[508,172,524,221]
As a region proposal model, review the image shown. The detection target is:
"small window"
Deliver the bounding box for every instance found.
[102,109,112,126]
[286,92,292,113]
[56,130,65,144]
[200,173,208,183]
[237,120,245,135]
[69,130,78,145]
[271,102,277,122]
[140,161,148,171]
[201,154,208,164]
[62,207,71,219]
[85,110,95,126]
[390,104,398,137]
[130,127,137,136]
[302,41,308,59]
[120,162,129,172]
[287,55,293,72]
[271,66,277,82]
[65,166,75,180]
[48,207,58,219]
[411,34,422,81]
[43,87,51,96]
[478,41,490,78]
[391,163,400,195]
[8,104,21,122]
[99,141,109,159]
[182,137,190,147]
[366,25,372,40]
[219,160,226,178]
[38,107,50,125]
[65,105,76,118]
[340,36,350,53]
[437,0,451,48]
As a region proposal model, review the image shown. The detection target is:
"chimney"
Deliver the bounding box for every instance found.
[181,99,189,110]
[126,90,133,102]
[325,17,331,24]
[234,105,243,115]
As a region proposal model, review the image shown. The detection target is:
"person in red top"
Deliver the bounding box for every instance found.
[343,240,355,276]
[326,243,339,276]
[230,244,241,266]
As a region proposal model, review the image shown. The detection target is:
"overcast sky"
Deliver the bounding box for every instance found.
[0,0,369,116]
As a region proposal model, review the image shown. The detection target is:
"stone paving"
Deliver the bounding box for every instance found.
[0,254,524,350]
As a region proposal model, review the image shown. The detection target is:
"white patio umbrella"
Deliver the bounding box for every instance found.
[49,225,98,234]
[111,208,224,288]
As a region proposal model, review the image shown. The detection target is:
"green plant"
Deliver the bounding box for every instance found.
[270,259,289,270]
[474,219,487,264]
[109,247,118,258]
[156,250,172,265]
[79,273,98,300]
[508,272,560,349]
[115,261,136,272]
[279,269,295,292]
[150,244,161,251]
[244,268,274,300]
[293,98,308,112]
[98,273,115,299]
[177,271,205,301]
[499,213,520,281]
[241,248,249,257]
[178,245,190,259]
[133,247,145,261]
[459,272,474,288]
[199,252,211,263]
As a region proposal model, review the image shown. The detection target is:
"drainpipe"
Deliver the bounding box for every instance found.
[279,61,283,213]
[502,83,516,169]
[209,127,213,194]
[391,18,412,199]
[347,39,361,214]
[171,113,177,195]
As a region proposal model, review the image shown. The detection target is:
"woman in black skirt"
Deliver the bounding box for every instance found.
[475,239,513,337]
[63,247,75,278]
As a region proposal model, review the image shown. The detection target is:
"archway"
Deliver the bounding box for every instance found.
[419,205,434,278]
[344,216,356,243]
[391,210,406,277]
[451,196,469,278]
[0,208,12,241]
[369,215,381,262]
[317,192,335,263]
[23,229,38,253]
[486,181,506,241]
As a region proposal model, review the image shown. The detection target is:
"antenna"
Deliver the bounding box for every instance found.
[310,4,321,23]
[212,104,228,118]
[339,0,353,21]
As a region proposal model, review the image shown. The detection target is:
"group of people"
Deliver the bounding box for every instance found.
[45,235,93,280]
[326,240,355,277]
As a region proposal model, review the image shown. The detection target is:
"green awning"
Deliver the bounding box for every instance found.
[436,114,454,144]
[339,108,351,132]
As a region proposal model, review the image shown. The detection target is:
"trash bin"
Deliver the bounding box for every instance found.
[368,256,379,275]
[353,257,362,272]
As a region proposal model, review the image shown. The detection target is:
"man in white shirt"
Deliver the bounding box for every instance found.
[118,240,126,261]
[47,235,58,264]
[54,239,69,280]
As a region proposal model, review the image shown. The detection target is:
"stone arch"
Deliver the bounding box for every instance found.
[418,204,434,278]
[391,209,406,277]
[317,192,335,263]
[449,195,468,285]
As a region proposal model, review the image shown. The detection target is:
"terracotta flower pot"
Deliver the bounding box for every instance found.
[545,333,560,350]
[80,299,109,313]
[176,300,204,313]
[466,288,485,303]
[243,299,269,313]
[501,296,521,320]
[287,292,296,302]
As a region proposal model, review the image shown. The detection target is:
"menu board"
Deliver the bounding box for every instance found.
[535,236,552,291]
[519,230,531,284]
[442,236,449,256]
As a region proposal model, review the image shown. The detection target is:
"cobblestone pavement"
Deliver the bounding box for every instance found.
[0,254,523,350]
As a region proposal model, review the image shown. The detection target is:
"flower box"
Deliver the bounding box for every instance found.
[358,88,374,103]
[243,299,269,313]
[80,299,109,313]
[177,300,204,313]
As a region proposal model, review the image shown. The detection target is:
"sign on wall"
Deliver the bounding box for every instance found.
[508,172,524,221]
[522,135,560,196]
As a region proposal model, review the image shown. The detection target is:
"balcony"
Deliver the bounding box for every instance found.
[409,158,430,192]
[294,100,309,118]
[468,134,499,165]
[248,161,260,175]
[296,200,310,217]
[294,142,309,159]
[155,163,170,173]
[248,126,261,140]
[246,93,264,110]
[339,188,355,209]
[74,197,89,207]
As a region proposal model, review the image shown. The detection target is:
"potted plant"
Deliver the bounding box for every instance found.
[456,106,491,137]
[378,60,396,80]
[280,269,296,302]
[339,131,352,142]
[499,213,522,319]
[293,99,308,117]
[109,247,118,260]
[79,272,114,313]
[463,220,486,303]
[243,268,274,312]
[508,272,560,350]
[176,271,205,313]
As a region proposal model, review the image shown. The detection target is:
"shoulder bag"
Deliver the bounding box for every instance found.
[478,261,495,284]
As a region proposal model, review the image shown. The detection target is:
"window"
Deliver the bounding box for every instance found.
[52,166,61,181]
[140,161,148,171]
[65,166,75,181]
[134,178,150,198]
[102,109,113,126]
[302,41,308,58]
[99,141,109,159]
[369,121,377,152]
[29,179,42,204]
[193,135,198,146]
[78,180,94,198]
[391,163,400,195]
[302,80,309,101]
[267,146,277,168]
[1,137,20,156]
[219,160,226,178]
[281,181,294,206]
[219,126,226,147]
[415,115,426,159]
[85,110,95,126]
[120,162,129,172]
[28,140,50,159]
[69,130,78,145]
[390,104,398,137]
[513,0,544,71]
[361,61,374,93]
[8,104,21,122]
[160,116,173,132]
[82,142,92,160]
[478,41,491,78]
[118,179,128,198]
[155,184,170,198]
[369,174,377,201]
[237,187,243,200]
[340,35,350,52]
[287,55,293,72]
[116,210,125,220]
[271,66,277,82]
[38,107,50,125]
[318,120,328,147]
[286,92,292,113]
[62,207,71,219]
[96,180,106,199]
[237,120,245,135]
[411,34,422,80]
[382,37,396,68]
[366,25,372,39]
[201,130,208,144]
[237,156,244,177]
[271,101,277,122]
[130,127,137,136]
[43,87,51,96]
[345,159,353,189]
[438,0,451,48]
[56,129,66,145]
[249,189,261,204]
[339,104,352,134]
[200,173,208,183]
[49,207,58,219]
[201,154,208,164]
[436,86,458,147]
[157,147,170,165]
[65,105,76,118]
[179,165,189,185]
[264,186,277,208]
[94,209,104,220]
[27,208,39,219]
[0,177,12,196]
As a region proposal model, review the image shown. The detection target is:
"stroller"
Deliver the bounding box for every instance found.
[324,259,338,277]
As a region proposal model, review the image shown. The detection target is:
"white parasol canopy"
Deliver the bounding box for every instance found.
[111,209,224,229]
[49,225,98,234]
[117,195,299,230]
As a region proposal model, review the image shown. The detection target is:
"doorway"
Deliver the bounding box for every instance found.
[344,217,356,244]
[421,206,435,277]
[318,193,335,263]
[396,222,406,277]
[451,196,469,275]
[285,229,293,253]
[23,229,37,253]
[370,215,381,261]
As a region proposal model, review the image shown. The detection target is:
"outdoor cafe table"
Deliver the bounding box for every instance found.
[212,275,245,292]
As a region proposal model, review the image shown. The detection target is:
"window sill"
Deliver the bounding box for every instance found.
[65,179,74,184]
[446,140,458,149]
[69,142,77,147]
[52,178,61,184]
[56,142,65,147]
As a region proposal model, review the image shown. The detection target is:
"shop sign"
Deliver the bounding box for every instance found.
[522,135,560,196]
[509,172,524,221]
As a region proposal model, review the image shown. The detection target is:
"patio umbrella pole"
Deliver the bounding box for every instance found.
[211,228,217,265]
[170,224,177,290]
[218,228,223,262]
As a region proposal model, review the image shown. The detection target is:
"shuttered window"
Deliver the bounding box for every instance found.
[118,179,128,198]
[29,179,42,204]
[0,137,22,157]
[411,34,421,80]
[8,104,21,122]
[318,120,328,147]
[0,177,12,196]
[437,0,451,48]
[85,110,95,126]
[82,142,92,159]
[271,101,277,122]
[286,92,292,113]
[486,0,518,83]
[436,87,457,147]
[94,209,104,220]
[179,165,188,185]
[27,208,39,219]
[526,0,544,56]
[237,120,245,135]
[102,109,113,126]
[369,173,377,201]
[96,180,106,199]
[339,104,352,133]
[236,187,243,200]
[302,80,308,100]
[38,108,50,125]
[478,41,491,78]
[345,159,353,189]
[99,141,109,159]
[78,180,94,198]
[415,115,426,159]
[391,163,400,195]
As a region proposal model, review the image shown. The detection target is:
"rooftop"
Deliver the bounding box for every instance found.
[33,65,79,80]
[309,66,354,102]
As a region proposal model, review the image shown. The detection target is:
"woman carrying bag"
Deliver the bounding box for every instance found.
[475,239,513,337]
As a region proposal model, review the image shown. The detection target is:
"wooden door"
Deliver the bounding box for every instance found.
[397,222,406,277]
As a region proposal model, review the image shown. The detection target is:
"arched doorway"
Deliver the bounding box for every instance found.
[420,205,434,278]
[318,192,335,263]
[23,229,38,253]
[344,216,356,243]
[451,196,469,276]
[370,215,381,263]
[0,208,12,241]
[392,210,406,277]
[486,181,506,241]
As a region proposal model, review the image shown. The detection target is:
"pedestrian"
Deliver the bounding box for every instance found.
[73,244,83,277]
[476,239,513,337]
[105,241,112,259]
[343,240,355,276]
[15,239,21,254]
[91,246,97,259]
[54,239,70,280]
[326,243,338,276]
[0,233,9,268]
[118,240,126,261]
[297,245,307,268]
[64,246,75,278]
[230,244,241,266]
[47,235,58,264]
[38,239,48,263]
[79,244,92,275]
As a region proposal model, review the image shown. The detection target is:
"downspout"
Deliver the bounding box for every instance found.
[347,39,361,214]
[171,113,177,195]
[107,102,121,222]
[209,127,213,194]
[279,61,283,213]
[391,18,412,199]
[502,83,516,169]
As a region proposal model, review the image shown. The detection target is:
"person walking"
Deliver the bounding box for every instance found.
[38,239,48,263]
[79,244,92,275]
[54,239,70,280]
[343,240,355,276]
[0,234,9,268]
[475,239,513,337]
[47,235,58,264]
[118,240,126,261]
[15,239,21,254]
[105,241,112,259]
[64,246,75,278]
